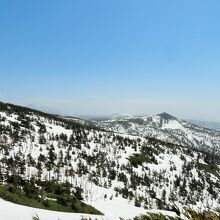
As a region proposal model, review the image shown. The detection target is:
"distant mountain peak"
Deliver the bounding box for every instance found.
[95,111,220,153]
[157,112,177,120]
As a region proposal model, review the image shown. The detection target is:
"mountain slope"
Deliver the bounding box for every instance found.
[189,119,220,131]
[95,112,220,153]
[0,102,220,219]
[0,198,108,220]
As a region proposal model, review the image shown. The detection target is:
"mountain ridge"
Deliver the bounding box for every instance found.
[0,101,220,219]
[94,112,220,154]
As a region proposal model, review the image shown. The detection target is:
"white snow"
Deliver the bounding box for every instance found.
[162,120,183,130]
[0,198,178,220]
[0,199,110,220]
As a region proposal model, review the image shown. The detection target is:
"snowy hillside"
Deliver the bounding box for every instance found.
[95,112,220,153]
[0,197,180,220]
[0,102,220,220]
[0,198,109,220]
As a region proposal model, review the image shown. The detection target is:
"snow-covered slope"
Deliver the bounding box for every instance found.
[0,198,179,220]
[95,112,220,153]
[0,102,220,219]
[0,198,109,220]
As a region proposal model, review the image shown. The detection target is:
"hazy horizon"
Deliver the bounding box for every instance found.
[0,100,219,124]
[0,1,220,122]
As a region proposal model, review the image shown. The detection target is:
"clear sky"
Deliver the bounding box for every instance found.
[0,0,220,121]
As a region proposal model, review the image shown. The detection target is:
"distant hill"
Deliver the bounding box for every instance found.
[95,112,220,154]
[188,119,220,131]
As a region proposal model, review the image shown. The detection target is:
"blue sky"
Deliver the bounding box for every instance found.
[0,0,220,121]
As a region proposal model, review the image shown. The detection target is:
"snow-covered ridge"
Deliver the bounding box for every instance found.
[95,112,220,153]
[0,102,220,219]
